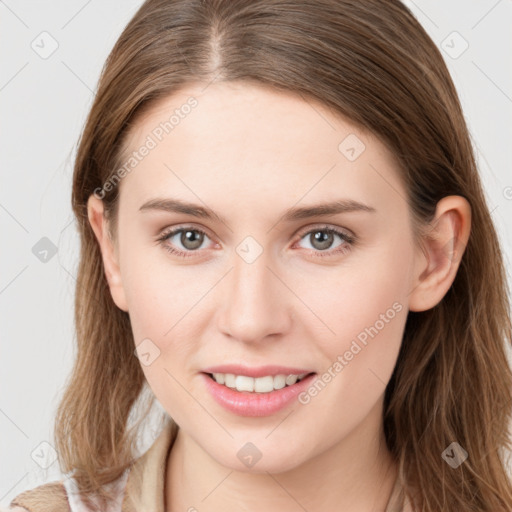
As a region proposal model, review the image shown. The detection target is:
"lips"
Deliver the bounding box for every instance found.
[200,363,317,416]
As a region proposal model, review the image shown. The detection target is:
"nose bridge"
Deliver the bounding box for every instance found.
[232,247,270,301]
[217,241,288,342]
[230,232,273,296]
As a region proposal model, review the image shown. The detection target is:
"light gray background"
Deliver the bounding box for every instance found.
[1,0,511,505]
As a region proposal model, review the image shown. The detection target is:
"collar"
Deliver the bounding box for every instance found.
[385,470,412,512]
[121,417,178,512]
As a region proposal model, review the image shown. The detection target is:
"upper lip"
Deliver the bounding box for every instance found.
[202,364,315,378]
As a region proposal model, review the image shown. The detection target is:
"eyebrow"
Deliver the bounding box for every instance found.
[139,197,376,223]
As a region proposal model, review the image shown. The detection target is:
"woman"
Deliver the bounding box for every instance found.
[10,0,512,511]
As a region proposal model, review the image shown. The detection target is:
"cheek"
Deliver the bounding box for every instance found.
[312,243,411,375]
[120,246,209,363]
[119,238,174,328]
[296,262,408,420]
[121,262,200,415]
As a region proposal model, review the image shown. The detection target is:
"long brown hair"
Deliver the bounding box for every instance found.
[55,0,512,510]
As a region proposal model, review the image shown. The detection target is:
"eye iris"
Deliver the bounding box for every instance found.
[181,230,203,250]
[311,230,333,250]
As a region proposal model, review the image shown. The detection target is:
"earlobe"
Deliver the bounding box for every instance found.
[408,196,471,312]
[86,195,129,312]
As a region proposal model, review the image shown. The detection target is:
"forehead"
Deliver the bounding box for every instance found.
[115,81,406,216]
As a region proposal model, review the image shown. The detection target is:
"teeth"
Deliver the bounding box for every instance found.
[213,373,225,385]
[211,372,309,393]
[224,373,236,388]
[272,375,286,390]
[285,375,298,386]
[236,375,254,392]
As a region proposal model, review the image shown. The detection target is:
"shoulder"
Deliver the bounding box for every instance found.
[8,480,70,512]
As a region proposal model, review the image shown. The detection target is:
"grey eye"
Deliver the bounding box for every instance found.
[168,229,208,250]
[298,229,345,252]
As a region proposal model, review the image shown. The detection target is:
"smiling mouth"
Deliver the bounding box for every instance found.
[204,372,315,394]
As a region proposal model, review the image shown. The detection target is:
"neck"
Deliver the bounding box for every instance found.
[165,400,398,512]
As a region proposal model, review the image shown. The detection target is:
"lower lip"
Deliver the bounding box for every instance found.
[201,372,317,417]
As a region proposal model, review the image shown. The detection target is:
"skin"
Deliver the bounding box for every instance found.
[88,81,471,512]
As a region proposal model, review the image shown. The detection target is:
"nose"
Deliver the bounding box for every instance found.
[216,248,291,344]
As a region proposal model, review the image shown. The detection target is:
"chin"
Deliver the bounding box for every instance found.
[205,440,310,475]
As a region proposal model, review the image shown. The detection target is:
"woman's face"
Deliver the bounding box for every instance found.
[92,81,420,472]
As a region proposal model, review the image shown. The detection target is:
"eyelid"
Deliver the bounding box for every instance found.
[157,223,215,242]
[294,223,355,241]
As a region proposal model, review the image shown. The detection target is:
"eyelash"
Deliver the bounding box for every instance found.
[155,224,356,259]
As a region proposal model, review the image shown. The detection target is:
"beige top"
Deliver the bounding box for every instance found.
[10,417,412,511]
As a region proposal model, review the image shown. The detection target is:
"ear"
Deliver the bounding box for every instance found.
[87,194,129,312]
[408,195,471,312]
